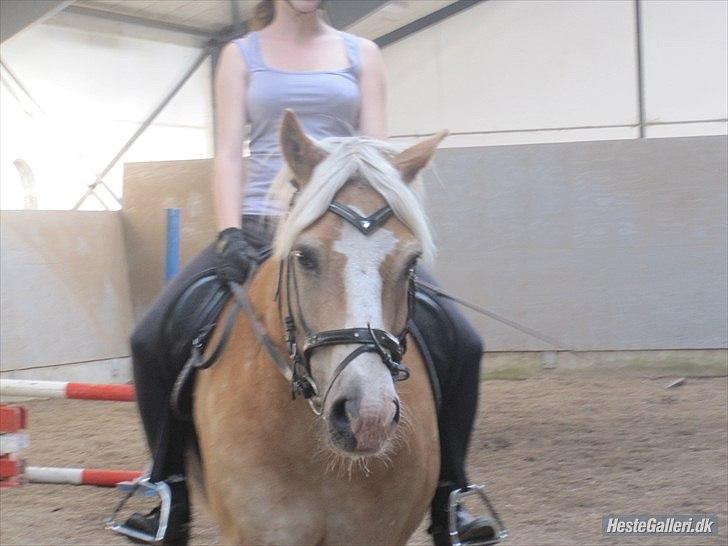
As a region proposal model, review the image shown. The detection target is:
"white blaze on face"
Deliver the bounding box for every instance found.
[326,216,400,449]
[333,222,397,329]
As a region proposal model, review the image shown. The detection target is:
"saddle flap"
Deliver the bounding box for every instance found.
[163,271,229,365]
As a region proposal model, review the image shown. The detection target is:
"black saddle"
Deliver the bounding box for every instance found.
[163,269,229,367]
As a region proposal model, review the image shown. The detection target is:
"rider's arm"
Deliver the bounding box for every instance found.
[358,38,388,139]
[213,42,248,231]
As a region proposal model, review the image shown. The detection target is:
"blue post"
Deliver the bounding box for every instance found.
[165,208,181,282]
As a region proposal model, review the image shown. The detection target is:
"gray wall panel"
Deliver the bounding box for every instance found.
[424,136,727,351]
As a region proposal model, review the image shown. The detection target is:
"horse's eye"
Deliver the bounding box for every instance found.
[292,248,318,271]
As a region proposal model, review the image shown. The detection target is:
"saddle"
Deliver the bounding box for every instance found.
[163,264,454,419]
[163,269,228,368]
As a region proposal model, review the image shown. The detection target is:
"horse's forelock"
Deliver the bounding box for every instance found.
[269,136,435,262]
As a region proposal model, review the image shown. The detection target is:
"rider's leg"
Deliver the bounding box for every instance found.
[131,244,217,453]
[126,243,218,544]
[124,217,276,544]
[132,216,275,460]
[414,271,496,545]
[432,303,482,507]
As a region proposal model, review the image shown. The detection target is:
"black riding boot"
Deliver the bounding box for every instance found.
[111,405,193,545]
[412,272,502,545]
[429,484,499,546]
[116,476,190,546]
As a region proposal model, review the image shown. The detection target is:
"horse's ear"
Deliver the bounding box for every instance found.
[392,130,449,183]
[280,109,325,188]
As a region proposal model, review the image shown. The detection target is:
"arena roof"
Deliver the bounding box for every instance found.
[3,1,467,48]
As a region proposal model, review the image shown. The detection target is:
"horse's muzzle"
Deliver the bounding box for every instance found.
[327,396,400,455]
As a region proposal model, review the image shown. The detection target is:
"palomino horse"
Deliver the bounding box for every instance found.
[193,111,447,545]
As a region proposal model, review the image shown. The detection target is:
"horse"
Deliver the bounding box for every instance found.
[192,110,448,545]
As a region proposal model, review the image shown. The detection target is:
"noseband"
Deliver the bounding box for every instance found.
[282,201,415,414]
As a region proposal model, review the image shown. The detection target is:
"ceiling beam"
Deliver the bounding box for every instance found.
[230,0,244,36]
[375,0,484,48]
[1,0,72,44]
[326,0,391,30]
[62,5,218,40]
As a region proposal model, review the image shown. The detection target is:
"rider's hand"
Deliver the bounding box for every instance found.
[215,228,258,285]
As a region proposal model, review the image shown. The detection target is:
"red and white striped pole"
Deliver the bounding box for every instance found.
[0,379,135,402]
[25,466,143,487]
[1,403,142,488]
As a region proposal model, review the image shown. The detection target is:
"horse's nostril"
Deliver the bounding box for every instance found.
[330,398,351,431]
[393,399,401,424]
[345,398,360,421]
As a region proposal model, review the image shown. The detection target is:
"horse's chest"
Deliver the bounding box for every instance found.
[256,434,436,542]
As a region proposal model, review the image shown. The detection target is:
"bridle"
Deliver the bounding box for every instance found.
[229,199,417,416]
[280,200,416,415]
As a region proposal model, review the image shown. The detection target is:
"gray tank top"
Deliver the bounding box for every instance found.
[234,31,362,215]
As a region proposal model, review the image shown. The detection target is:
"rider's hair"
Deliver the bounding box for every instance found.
[250,1,275,31]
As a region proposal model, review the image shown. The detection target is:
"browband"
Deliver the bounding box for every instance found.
[328,201,394,235]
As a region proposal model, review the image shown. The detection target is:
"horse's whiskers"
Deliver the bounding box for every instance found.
[392,402,414,454]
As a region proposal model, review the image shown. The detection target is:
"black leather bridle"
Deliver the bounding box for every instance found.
[280,200,416,414]
[208,199,417,417]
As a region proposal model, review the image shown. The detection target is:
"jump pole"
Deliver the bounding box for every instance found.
[1,404,143,488]
[0,379,135,402]
[25,466,143,487]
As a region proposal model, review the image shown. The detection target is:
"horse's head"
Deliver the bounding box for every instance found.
[273,111,446,457]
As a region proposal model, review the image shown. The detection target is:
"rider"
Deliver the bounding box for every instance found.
[120,1,495,545]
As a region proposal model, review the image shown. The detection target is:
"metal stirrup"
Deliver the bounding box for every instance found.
[448,484,508,546]
[106,475,176,544]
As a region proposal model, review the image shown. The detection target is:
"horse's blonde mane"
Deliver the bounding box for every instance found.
[268,136,435,262]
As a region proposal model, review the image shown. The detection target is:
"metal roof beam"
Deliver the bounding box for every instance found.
[72,47,213,210]
[63,5,218,40]
[326,0,391,30]
[375,0,484,48]
[229,0,244,36]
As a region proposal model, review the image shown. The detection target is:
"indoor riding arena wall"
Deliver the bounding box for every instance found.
[121,158,216,322]
[117,135,727,379]
[2,145,725,381]
[2,0,725,381]
[0,211,134,382]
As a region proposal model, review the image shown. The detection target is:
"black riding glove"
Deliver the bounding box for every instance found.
[215,227,259,285]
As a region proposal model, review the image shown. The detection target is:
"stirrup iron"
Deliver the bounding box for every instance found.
[106,475,174,544]
[448,484,508,546]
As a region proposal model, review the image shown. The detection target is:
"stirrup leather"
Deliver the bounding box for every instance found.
[106,476,176,544]
[448,485,508,546]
